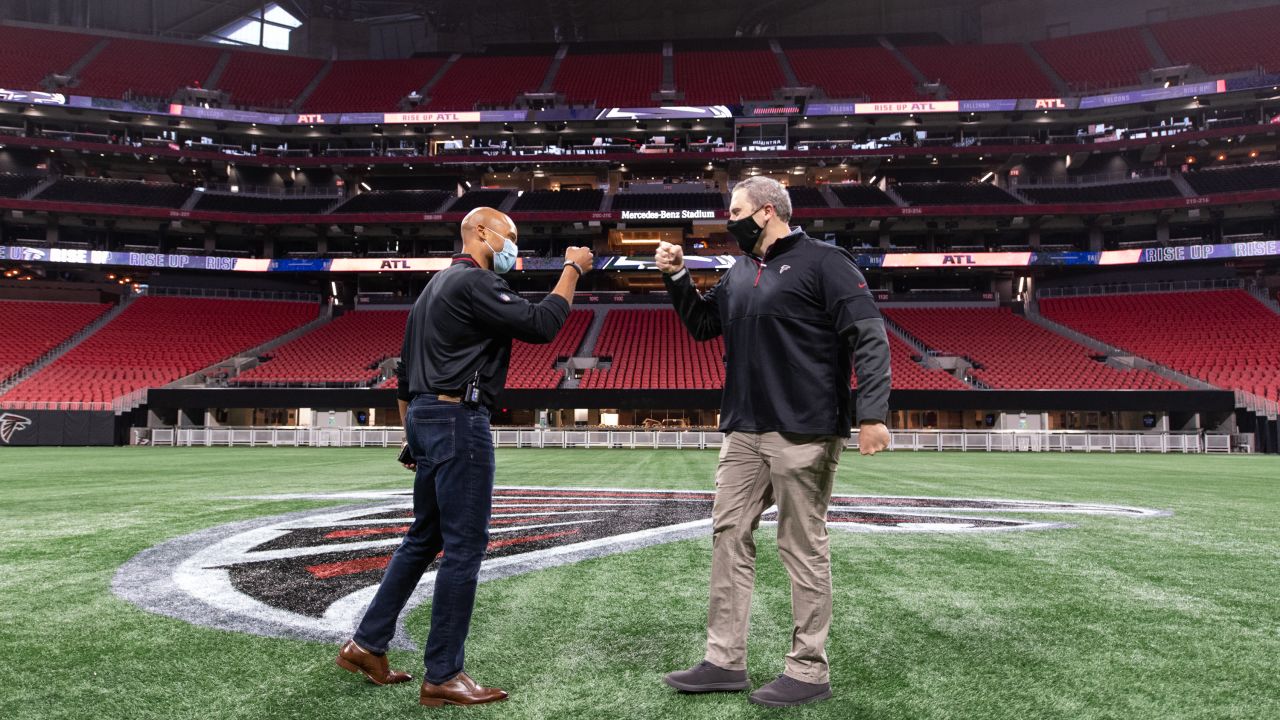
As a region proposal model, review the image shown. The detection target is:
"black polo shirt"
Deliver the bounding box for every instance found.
[395,254,570,407]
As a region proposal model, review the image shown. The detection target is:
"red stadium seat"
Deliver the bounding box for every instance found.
[1032,27,1155,93]
[0,300,112,382]
[901,43,1056,99]
[74,38,223,100]
[1040,290,1280,402]
[0,25,99,90]
[303,58,447,113]
[217,50,324,110]
[0,297,317,406]
[425,55,553,111]
[883,306,1181,390]
[1150,5,1280,75]
[553,51,663,108]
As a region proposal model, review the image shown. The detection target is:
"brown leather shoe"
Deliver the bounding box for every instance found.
[419,672,508,707]
[336,640,413,685]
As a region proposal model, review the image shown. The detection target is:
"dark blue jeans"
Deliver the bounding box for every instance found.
[353,395,494,684]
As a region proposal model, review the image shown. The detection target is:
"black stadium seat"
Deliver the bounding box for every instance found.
[36,177,192,208]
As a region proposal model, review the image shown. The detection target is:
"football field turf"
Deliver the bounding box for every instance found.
[0,447,1276,720]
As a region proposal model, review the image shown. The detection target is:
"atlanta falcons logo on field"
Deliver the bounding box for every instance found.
[0,413,32,444]
[113,486,1168,645]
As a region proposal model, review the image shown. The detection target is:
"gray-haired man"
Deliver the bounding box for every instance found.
[656,176,892,707]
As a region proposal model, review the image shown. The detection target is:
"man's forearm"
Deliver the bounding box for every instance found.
[549,265,581,306]
[398,399,409,426]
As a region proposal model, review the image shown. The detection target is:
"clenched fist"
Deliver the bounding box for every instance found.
[564,246,594,274]
[858,422,891,456]
[655,241,684,274]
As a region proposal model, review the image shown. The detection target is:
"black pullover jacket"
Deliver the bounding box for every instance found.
[663,229,891,436]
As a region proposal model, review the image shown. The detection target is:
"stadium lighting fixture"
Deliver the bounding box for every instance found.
[980,172,995,183]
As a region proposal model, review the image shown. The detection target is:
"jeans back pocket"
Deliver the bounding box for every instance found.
[412,412,457,465]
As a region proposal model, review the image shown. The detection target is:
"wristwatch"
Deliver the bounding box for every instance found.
[564,260,584,276]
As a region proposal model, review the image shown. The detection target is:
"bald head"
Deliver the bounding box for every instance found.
[460,206,519,270]
[461,207,516,244]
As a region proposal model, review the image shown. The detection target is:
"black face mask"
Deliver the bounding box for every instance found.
[726,206,765,256]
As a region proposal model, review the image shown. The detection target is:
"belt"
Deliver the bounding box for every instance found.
[435,393,462,403]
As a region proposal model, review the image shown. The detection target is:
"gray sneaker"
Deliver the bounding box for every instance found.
[663,661,750,693]
[748,674,833,707]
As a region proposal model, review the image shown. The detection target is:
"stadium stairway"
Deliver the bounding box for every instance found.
[559,306,611,389]
[882,185,909,207]
[1169,173,1198,198]
[176,301,335,387]
[0,295,131,396]
[881,313,978,388]
[1020,42,1070,97]
[23,176,57,200]
[204,51,232,91]
[768,39,800,88]
[64,37,110,82]
[1138,26,1174,68]
[878,36,930,92]
[289,59,332,112]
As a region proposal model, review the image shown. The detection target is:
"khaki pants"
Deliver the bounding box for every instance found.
[703,431,843,684]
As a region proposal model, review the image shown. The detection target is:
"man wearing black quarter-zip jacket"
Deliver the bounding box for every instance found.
[657,175,891,709]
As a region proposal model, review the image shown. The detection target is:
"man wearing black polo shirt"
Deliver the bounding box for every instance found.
[336,206,593,708]
[657,176,892,708]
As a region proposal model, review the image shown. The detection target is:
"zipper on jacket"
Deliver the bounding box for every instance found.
[753,259,765,287]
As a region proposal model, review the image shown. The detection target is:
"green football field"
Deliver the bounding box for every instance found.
[1,447,1277,720]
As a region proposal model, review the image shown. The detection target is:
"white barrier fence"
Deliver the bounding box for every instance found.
[140,427,1246,453]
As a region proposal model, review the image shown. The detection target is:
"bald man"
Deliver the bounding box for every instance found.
[337,207,593,708]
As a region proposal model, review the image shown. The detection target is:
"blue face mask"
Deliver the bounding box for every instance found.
[484,234,518,274]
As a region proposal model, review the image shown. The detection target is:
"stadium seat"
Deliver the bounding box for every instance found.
[1040,290,1280,402]
[334,191,454,214]
[782,41,922,101]
[0,24,99,90]
[1150,5,1280,75]
[511,190,605,213]
[901,43,1056,99]
[0,174,43,199]
[1019,179,1182,203]
[231,310,409,386]
[35,178,193,208]
[672,44,786,105]
[425,54,553,111]
[553,49,663,108]
[193,193,338,214]
[894,182,1022,206]
[1032,27,1155,92]
[786,186,830,209]
[217,50,325,110]
[883,306,1182,390]
[302,58,447,113]
[1,297,318,406]
[1182,163,1280,195]
[0,300,112,382]
[74,38,223,100]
